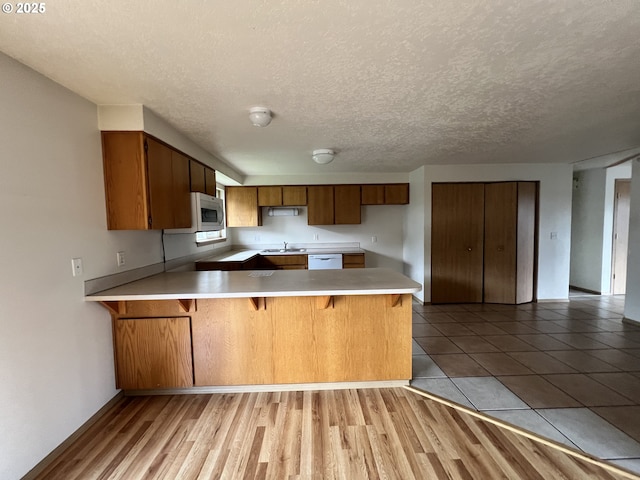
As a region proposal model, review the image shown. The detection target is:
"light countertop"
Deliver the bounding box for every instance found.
[85,268,421,301]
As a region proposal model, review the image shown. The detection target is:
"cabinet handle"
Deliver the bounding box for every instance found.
[497,246,504,252]
[467,247,472,251]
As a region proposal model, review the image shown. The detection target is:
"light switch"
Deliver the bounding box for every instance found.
[550,232,558,240]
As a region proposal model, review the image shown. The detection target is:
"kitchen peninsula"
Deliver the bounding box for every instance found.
[87,268,421,393]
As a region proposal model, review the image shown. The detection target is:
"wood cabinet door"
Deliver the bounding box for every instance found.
[115,317,193,390]
[307,186,335,225]
[343,253,365,268]
[335,185,361,224]
[259,255,307,269]
[385,184,409,204]
[172,151,192,228]
[431,183,485,303]
[205,168,216,196]
[146,137,175,229]
[483,182,518,304]
[361,185,385,205]
[258,186,283,206]
[102,131,149,230]
[282,186,307,205]
[190,159,206,193]
[225,186,261,227]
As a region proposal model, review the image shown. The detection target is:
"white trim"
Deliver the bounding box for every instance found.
[124,380,409,396]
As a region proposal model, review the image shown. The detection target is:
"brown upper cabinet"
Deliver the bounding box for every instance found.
[225,183,407,228]
[190,159,217,196]
[361,185,385,205]
[334,185,361,224]
[307,186,335,225]
[102,131,191,230]
[205,168,216,196]
[258,186,283,206]
[282,186,307,206]
[308,185,361,225]
[226,186,262,227]
[385,184,409,204]
[361,184,409,205]
[257,186,308,206]
[190,159,206,193]
[170,150,192,228]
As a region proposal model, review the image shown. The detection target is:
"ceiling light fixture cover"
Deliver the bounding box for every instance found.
[312,149,335,164]
[248,107,272,127]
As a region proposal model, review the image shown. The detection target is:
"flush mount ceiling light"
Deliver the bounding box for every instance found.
[248,107,272,127]
[312,149,335,164]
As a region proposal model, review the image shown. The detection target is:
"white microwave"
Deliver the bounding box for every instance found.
[165,192,225,234]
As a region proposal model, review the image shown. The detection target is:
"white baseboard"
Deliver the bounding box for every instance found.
[622,317,640,327]
[124,380,410,396]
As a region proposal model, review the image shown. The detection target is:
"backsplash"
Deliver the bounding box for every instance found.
[231,205,406,271]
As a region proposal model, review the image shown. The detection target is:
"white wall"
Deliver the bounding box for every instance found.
[570,168,607,292]
[403,167,426,302]
[420,164,573,302]
[569,164,632,293]
[0,53,225,479]
[236,174,410,271]
[623,159,640,324]
[97,105,243,184]
[0,54,142,479]
[163,232,230,264]
[232,205,406,271]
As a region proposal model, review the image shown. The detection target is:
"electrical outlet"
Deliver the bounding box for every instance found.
[254,234,261,241]
[71,258,83,277]
[117,251,126,267]
[372,235,378,243]
[313,233,319,240]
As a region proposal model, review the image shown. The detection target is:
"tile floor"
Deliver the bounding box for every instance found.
[410,294,640,475]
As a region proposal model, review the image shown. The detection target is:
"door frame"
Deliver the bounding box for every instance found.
[611,179,631,295]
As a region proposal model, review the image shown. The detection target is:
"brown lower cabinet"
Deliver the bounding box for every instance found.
[259,255,307,269]
[106,295,411,389]
[114,317,193,389]
[196,253,365,271]
[343,253,365,268]
[431,181,537,304]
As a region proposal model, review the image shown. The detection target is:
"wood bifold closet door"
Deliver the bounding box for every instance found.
[432,182,536,304]
[431,183,485,303]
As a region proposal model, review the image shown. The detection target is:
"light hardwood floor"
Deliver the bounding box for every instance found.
[33,388,634,479]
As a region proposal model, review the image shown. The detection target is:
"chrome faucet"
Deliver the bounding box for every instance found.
[283,241,288,251]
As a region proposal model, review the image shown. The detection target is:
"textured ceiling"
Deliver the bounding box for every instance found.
[1,1,640,176]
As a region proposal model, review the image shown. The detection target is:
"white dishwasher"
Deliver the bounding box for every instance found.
[308,254,343,270]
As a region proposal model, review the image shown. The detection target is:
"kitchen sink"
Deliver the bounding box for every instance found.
[261,248,307,253]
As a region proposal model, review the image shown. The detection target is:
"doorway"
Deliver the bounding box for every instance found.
[611,179,631,294]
